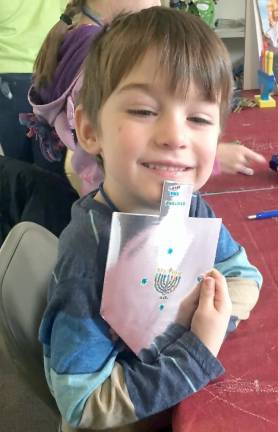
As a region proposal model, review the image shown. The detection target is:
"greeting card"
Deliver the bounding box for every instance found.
[101,182,221,355]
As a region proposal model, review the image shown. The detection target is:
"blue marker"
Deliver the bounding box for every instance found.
[248,210,278,220]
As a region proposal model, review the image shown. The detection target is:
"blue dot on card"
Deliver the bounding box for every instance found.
[141,278,148,285]
[159,304,165,311]
[167,248,173,255]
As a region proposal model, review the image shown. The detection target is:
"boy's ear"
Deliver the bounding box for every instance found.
[74,105,101,155]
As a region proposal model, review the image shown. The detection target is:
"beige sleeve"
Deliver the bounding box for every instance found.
[227,277,260,321]
[78,362,137,431]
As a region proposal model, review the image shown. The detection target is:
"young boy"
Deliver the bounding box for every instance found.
[39,7,262,432]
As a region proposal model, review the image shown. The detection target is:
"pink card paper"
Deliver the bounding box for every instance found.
[101,182,221,355]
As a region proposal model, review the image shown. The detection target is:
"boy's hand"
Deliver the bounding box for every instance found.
[191,269,232,357]
[175,282,201,329]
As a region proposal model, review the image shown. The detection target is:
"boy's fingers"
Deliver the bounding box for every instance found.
[189,282,201,303]
[206,268,225,285]
[206,269,229,303]
[208,269,232,313]
[209,268,228,291]
[198,277,215,308]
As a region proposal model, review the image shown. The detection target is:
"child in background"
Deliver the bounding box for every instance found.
[22,0,105,195]
[39,8,262,432]
[0,0,66,167]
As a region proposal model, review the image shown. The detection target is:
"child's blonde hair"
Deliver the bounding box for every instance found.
[34,0,86,88]
[80,7,233,130]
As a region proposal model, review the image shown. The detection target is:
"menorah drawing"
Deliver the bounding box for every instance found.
[154,268,181,296]
[255,50,276,109]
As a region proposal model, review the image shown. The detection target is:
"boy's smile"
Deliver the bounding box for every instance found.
[80,50,221,213]
[141,160,194,181]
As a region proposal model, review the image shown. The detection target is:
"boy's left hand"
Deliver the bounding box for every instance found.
[175,282,201,329]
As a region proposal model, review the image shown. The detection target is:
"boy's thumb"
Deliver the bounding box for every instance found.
[198,277,215,306]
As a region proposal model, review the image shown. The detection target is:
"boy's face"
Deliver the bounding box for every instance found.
[78,50,220,213]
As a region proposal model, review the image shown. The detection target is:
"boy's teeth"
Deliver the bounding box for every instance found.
[147,163,185,172]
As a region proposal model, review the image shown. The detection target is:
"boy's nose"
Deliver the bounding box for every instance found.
[155,117,188,150]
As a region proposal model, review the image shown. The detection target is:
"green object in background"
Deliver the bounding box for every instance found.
[194,1,216,28]
[169,0,218,29]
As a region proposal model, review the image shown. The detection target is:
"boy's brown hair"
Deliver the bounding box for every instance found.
[80,6,233,130]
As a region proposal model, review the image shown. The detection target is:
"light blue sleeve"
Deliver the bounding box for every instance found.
[215,245,263,289]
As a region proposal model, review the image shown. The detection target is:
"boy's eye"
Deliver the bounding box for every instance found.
[127,109,157,117]
[188,116,212,125]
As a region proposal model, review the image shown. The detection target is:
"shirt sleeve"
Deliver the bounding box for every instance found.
[216,245,262,327]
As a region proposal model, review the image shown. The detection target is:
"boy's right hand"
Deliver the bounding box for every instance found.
[191,269,232,357]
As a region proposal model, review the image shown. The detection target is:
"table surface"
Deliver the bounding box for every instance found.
[172,98,278,432]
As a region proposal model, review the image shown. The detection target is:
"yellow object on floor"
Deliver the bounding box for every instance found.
[254,94,277,108]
